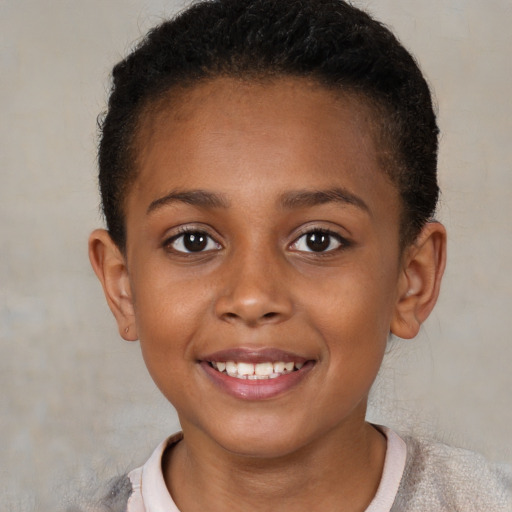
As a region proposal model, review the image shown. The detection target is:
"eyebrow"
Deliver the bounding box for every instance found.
[147,189,230,214]
[279,188,370,214]
[146,187,369,215]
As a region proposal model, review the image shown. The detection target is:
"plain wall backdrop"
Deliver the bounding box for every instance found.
[1,0,511,510]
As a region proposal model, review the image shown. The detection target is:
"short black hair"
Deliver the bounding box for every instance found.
[98,0,439,251]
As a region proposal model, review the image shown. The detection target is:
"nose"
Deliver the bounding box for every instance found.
[214,248,294,327]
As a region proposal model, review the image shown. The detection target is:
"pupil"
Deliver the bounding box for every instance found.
[184,233,207,252]
[306,232,330,252]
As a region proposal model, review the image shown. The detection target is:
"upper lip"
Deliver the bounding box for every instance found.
[200,347,310,364]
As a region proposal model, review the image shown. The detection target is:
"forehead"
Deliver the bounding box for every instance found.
[129,76,398,218]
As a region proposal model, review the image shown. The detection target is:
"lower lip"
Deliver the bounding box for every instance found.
[200,361,314,400]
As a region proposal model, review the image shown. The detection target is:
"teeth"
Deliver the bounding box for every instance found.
[225,361,237,377]
[284,362,294,372]
[237,362,255,376]
[210,360,306,379]
[255,362,273,376]
[273,362,285,373]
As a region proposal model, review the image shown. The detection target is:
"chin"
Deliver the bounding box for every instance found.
[207,416,318,460]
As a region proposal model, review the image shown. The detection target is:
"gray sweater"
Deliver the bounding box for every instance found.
[74,435,512,511]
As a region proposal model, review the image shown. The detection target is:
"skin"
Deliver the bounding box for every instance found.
[89,77,446,512]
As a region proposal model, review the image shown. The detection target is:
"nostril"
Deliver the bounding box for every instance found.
[221,310,280,324]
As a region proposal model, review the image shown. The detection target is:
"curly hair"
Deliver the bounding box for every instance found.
[98,0,439,251]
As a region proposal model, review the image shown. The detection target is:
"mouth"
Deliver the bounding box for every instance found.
[199,348,314,400]
[209,360,304,379]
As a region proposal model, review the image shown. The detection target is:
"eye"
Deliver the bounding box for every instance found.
[291,230,344,253]
[166,230,221,254]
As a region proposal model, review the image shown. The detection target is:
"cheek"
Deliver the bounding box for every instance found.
[303,259,397,369]
[134,279,207,408]
[131,265,215,363]
[307,261,396,331]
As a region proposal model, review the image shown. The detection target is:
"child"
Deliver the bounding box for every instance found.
[87,0,511,510]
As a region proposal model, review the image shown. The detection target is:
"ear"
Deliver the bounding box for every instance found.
[88,229,138,341]
[391,222,447,339]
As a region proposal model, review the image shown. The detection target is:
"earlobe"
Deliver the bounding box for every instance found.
[88,229,138,341]
[391,222,447,339]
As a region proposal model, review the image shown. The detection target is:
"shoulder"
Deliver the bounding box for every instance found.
[392,434,512,511]
[65,474,132,512]
[67,433,182,512]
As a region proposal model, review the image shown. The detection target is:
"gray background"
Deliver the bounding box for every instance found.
[1,0,511,510]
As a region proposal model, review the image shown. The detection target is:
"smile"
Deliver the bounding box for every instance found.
[200,349,314,400]
[210,361,304,379]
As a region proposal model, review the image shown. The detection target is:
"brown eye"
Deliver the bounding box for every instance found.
[168,231,221,253]
[291,230,343,253]
[183,232,207,251]
[305,232,331,252]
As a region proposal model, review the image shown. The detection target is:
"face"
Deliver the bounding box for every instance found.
[123,77,404,457]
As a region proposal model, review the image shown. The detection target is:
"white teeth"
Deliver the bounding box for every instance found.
[237,362,255,376]
[255,362,273,376]
[226,361,237,377]
[210,360,306,379]
[273,362,285,373]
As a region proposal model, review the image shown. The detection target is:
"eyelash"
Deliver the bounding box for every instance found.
[163,227,350,256]
[164,228,221,254]
[289,228,349,255]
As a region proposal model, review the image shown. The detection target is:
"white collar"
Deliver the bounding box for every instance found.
[127,426,406,512]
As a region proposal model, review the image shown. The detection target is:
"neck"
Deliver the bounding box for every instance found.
[164,418,386,512]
